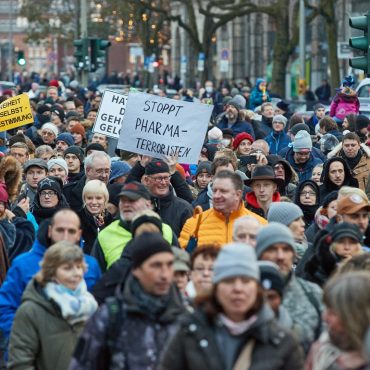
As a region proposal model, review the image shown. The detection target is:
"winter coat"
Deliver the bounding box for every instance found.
[250,79,271,110]
[265,131,291,155]
[245,191,281,219]
[77,207,113,255]
[279,145,326,163]
[285,147,323,183]
[7,279,86,370]
[63,175,87,212]
[318,157,358,203]
[179,202,267,248]
[69,274,185,370]
[328,143,370,191]
[329,88,359,121]
[283,274,323,353]
[158,304,304,370]
[0,233,101,352]
[217,117,255,138]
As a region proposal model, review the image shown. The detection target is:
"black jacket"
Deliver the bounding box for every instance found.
[62,175,86,212]
[159,304,303,370]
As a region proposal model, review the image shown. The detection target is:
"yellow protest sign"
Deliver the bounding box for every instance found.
[0,93,34,132]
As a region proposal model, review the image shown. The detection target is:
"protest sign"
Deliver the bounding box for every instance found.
[0,93,33,132]
[93,90,127,139]
[117,92,213,164]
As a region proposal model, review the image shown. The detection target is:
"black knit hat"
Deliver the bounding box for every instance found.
[131,232,173,268]
[37,104,52,115]
[37,176,63,200]
[331,222,363,244]
[64,145,85,164]
[356,115,370,131]
[85,143,106,154]
[131,214,163,236]
[276,100,289,112]
[145,159,170,175]
[196,161,212,176]
[322,191,338,209]
[259,261,285,297]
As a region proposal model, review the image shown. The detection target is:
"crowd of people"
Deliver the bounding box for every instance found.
[0,75,370,370]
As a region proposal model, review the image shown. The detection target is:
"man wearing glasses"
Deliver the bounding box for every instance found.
[285,130,323,183]
[63,151,111,212]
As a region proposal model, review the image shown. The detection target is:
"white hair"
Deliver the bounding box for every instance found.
[233,215,263,238]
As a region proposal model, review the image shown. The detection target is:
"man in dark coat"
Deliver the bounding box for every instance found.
[69,233,185,370]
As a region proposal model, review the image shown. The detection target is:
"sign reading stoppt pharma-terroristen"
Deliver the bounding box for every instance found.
[117,92,213,164]
[0,93,33,132]
[93,90,127,139]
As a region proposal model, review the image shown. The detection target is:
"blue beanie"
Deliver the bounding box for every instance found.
[109,161,132,183]
[56,133,74,147]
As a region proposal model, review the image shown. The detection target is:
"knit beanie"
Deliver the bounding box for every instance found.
[320,134,339,153]
[195,161,212,176]
[37,105,52,115]
[70,123,86,137]
[85,143,105,154]
[52,106,65,122]
[230,94,246,109]
[267,202,303,226]
[331,222,363,244]
[232,132,254,150]
[63,145,85,164]
[272,115,288,128]
[356,115,370,131]
[293,130,312,152]
[56,133,74,147]
[290,123,310,136]
[259,261,285,297]
[109,161,132,183]
[131,213,163,236]
[41,123,59,137]
[37,176,63,200]
[256,223,295,258]
[213,243,260,283]
[200,144,217,162]
[47,158,69,175]
[131,232,173,268]
[227,97,243,111]
[145,159,170,175]
[322,191,338,209]
[276,101,289,112]
[207,127,223,143]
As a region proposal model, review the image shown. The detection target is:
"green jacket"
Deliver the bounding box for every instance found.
[98,219,174,269]
[8,279,85,370]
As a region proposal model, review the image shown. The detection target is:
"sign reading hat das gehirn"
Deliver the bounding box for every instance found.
[93,90,127,139]
[117,92,213,164]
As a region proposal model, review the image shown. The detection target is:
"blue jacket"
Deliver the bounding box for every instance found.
[0,239,101,351]
[217,118,255,138]
[265,131,291,155]
[285,147,323,183]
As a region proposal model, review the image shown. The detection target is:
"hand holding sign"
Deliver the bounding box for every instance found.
[163,153,179,175]
[140,155,153,168]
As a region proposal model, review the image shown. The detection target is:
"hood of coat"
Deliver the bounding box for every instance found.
[269,158,294,185]
[294,179,320,206]
[320,156,356,189]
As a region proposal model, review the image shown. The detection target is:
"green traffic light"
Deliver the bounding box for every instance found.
[18,58,26,66]
[349,15,368,30]
[350,36,369,51]
[349,56,369,71]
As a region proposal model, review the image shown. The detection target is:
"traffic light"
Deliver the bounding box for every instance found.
[73,38,89,70]
[349,11,370,75]
[90,38,111,72]
[17,50,26,66]
[298,79,306,96]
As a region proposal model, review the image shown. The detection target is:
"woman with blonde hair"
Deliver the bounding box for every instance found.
[78,179,113,254]
[8,242,97,370]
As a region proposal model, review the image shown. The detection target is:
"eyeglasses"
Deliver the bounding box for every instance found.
[40,190,57,198]
[148,175,171,183]
[295,151,310,156]
[300,191,316,197]
[94,168,111,175]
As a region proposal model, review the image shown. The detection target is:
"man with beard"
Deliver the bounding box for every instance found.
[217,98,255,137]
[306,272,370,370]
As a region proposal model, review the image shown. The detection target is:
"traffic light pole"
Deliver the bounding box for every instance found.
[80,0,88,87]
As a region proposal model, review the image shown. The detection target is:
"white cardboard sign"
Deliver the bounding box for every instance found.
[93,90,127,138]
[117,92,213,164]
